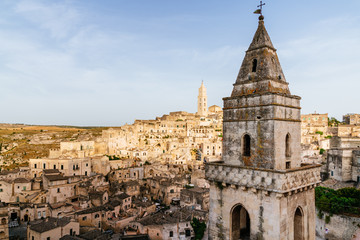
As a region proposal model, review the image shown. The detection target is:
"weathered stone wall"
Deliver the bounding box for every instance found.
[315,210,360,240]
[222,93,301,170]
[327,149,353,181]
[207,181,317,240]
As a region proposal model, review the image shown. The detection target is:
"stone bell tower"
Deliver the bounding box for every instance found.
[197,81,208,117]
[206,15,321,240]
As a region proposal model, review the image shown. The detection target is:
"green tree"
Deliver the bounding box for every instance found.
[191,217,206,240]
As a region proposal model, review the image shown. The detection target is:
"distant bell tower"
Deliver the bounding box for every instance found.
[205,12,321,240]
[197,81,208,117]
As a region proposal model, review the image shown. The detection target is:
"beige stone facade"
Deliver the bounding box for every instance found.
[343,113,360,125]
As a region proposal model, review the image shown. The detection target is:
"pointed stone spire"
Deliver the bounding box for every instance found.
[231,18,290,97]
[248,17,275,51]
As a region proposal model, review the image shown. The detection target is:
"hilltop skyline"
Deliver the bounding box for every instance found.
[0,0,359,126]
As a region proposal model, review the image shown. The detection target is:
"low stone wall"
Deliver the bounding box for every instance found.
[315,209,360,240]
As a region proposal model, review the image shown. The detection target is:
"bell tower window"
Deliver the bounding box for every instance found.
[243,134,251,157]
[252,59,257,72]
[285,133,291,157]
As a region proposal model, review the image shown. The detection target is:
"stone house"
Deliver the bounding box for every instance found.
[131,209,194,240]
[27,217,79,240]
[152,176,188,206]
[13,178,32,194]
[0,180,12,203]
[76,206,104,229]
[0,202,9,240]
[343,113,360,125]
[0,168,30,181]
[30,158,92,178]
[114,193,132,212]
[49,202,75,219]
[20,203,49,222]
[327,136,360,182]
[180,187,209,211]
[118,180,141,197]
[42,174,76,204]
[109,167,144,182]
[89,190,109,207]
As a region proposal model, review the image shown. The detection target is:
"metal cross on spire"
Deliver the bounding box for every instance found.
[258,1,265,13]
[254,1,265,16]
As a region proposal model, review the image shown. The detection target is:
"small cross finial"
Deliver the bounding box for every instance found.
[258,1,265,14]
[254,1,265,18]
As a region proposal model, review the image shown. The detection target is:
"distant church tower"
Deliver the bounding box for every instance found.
[197,81,208,117]
[206,15,321,240]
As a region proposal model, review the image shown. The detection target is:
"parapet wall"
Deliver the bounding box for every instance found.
[205,162,321,194]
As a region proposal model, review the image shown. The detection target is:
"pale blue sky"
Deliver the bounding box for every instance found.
[0,0,359,126]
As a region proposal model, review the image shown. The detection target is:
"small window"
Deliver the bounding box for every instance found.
[243,134,251,157]
[285,133,291,158]
[53,165,56,169]
[57,188,60,193]
[34,164,37,169]
[252,59,257,72]
[286,161,291,169]
[82,216,87,221]
[61,165,64,170]
[43,163,46,169]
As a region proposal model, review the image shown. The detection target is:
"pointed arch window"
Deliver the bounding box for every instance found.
[243,134,251,157]
[252,59,257,72]
[286,133,291,157]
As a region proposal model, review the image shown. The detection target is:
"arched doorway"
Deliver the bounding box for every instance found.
[231,204,250,240]
[24,214,28,222]
[294,207,304,240]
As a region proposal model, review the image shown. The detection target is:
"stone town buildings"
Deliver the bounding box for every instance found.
[205,15,321,239]
[0,202,9,240]
[180,186,209,211]
[27,217,79,240]
[301,113,328,146]
[327,136,360,182]
[343,113,360,125]
[131,208,197,240]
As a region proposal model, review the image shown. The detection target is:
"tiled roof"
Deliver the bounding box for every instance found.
[29,217,72,233]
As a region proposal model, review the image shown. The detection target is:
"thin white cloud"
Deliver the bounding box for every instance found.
[15,0,80,39]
